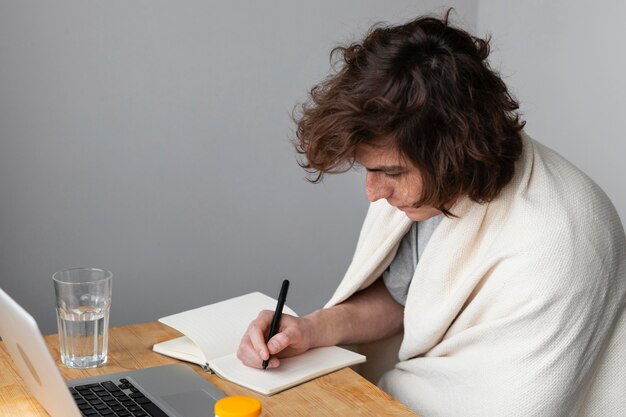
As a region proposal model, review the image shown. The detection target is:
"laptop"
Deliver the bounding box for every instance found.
[0,287,225,417]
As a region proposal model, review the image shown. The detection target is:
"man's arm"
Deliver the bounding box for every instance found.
[236,277,404,368]
[306,277,404,347]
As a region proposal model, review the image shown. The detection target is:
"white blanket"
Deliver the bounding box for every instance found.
[326,134,626,416]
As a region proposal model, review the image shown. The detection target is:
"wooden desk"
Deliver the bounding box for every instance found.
[0,322,417,417]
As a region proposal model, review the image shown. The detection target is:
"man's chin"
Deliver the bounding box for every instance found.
[400,206,442,222]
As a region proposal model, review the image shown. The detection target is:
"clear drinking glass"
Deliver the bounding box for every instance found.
[53,268,112,369]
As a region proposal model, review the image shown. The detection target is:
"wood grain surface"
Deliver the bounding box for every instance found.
[0,322,417,417]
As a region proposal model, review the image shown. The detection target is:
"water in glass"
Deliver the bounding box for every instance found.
[57,305,109,368]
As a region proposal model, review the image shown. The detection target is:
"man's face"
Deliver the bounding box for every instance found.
[355,143,442,222]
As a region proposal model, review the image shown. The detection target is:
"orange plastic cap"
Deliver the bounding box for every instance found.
[214,395,262,417]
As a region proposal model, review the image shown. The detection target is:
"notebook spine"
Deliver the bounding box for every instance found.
[202,363,214,374]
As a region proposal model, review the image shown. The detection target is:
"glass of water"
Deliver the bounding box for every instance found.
[53,268,112,369]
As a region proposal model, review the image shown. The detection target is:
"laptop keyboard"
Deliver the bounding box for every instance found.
[69,378,168,417]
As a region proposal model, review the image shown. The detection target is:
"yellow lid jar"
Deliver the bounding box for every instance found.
[214,395,263,417]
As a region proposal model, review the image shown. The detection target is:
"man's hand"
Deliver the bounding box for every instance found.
[236,310,314,369]
[237,278,404,369]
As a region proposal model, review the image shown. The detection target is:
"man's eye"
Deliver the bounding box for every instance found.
[385,172,402,178]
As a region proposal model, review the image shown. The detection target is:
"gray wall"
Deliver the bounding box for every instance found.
[0,1,478,334]
[477,0,626,223]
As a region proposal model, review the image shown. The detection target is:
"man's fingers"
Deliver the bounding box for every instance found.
[247,310,274,360]
[237,312,308,369]
[236,338,264,368]
[236,311,276,367]
[267,331,290,354]
[249,324,270,360]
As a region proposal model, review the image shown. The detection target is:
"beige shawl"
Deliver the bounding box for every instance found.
[326,134,626,416]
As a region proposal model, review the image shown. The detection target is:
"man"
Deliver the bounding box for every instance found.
[237,11,626,416]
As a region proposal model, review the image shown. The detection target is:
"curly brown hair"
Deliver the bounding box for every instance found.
[293,10,525,214]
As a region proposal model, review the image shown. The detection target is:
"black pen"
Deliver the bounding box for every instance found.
[263,279,290,370]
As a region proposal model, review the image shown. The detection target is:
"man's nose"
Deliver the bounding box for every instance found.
[365,172,391,202]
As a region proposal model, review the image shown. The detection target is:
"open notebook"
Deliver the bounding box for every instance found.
[152,292,365,396]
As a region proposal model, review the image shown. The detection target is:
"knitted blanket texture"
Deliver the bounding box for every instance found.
[326,134,626,416]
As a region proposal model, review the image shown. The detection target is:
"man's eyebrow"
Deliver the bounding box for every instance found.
[364,165,406,172]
